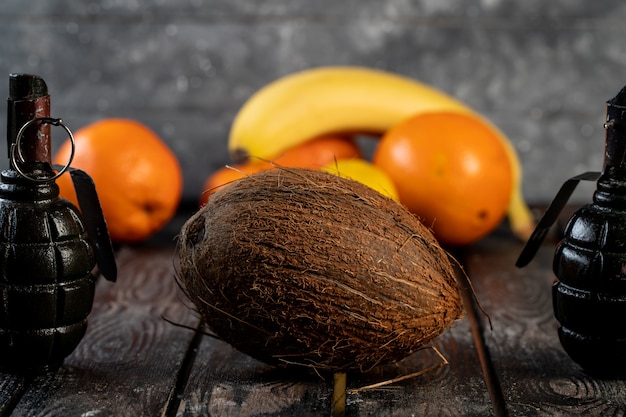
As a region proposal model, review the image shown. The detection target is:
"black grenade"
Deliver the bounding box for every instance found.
[0,74,96,374]
[552,86,626,377]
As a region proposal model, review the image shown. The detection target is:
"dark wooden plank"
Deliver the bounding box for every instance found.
[177,296,493,416]
[6,246,197,417]
[464,230,626,416]
[0,374,28,416]
[344,321,493,417]
[177,336,330,417]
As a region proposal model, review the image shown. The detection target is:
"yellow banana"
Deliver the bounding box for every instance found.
[228,66,534,240]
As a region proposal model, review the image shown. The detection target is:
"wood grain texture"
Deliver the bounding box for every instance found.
[465,230,626,416]
[344,323,493,417]
[6,246,196,417]
[0,375,27,416]
[177,326,335,417]
[177,291,492,416]
[6,216,626,415]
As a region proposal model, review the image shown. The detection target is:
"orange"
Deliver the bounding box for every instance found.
[200,162,269,206]
[270,135,362,169]
[200,135,363,205]
[373,112,512,246]
[53,118,183,243]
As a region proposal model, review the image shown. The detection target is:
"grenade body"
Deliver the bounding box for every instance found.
[552,84,626,376]
[0,165,96,373]
[553,189,626,375]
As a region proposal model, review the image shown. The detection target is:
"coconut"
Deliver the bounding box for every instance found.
[176,168,464,373]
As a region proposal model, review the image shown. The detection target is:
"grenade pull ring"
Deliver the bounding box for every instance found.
[11,117,75,183]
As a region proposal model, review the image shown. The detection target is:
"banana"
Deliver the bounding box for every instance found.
[228,66,534,240]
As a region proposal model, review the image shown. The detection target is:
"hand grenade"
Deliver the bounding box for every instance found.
[0,74,97,374]
[552,86,626,377]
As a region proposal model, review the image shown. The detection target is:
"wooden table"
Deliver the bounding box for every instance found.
[2,208,626,417]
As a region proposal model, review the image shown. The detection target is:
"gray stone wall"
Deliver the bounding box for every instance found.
[1,0,626,205]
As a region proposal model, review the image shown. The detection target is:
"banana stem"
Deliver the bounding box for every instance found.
[332,372,347,417]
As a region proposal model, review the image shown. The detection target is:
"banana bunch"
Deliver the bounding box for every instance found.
[228,66,534,241]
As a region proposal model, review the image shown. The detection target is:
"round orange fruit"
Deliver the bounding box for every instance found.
[200,135,363,206]
[200,162,269,206]
[373,112,512,246]
[53,118,183,243]
[270,135,362,169]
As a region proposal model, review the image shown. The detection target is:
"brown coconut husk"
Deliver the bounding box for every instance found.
[176,168,464,373]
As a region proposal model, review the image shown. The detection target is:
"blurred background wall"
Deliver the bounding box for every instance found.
[1,0,625,205]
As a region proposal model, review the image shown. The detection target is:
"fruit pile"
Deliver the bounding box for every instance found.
[205,66,534,246]
[49,66,533,247]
